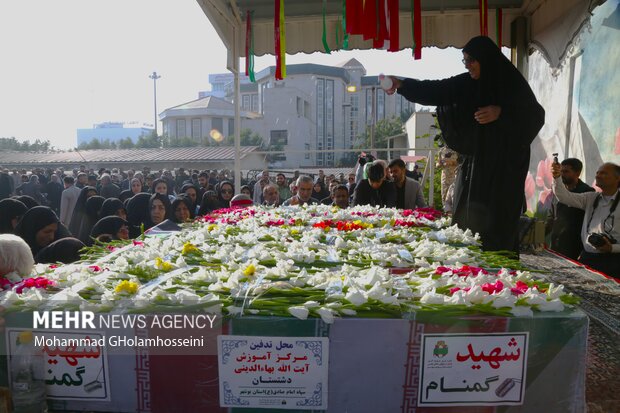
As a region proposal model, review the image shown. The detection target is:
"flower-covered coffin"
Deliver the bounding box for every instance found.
[1,205,579,323]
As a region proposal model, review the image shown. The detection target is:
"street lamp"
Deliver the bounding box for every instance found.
[149,71,161,136]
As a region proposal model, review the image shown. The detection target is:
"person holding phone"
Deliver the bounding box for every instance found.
[551,161,620,278]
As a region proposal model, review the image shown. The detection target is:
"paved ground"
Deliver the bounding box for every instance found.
[521,250,620,413]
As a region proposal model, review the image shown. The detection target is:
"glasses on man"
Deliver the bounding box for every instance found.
[462,57,476,65]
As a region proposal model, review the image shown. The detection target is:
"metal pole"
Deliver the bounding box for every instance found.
[149,71,161,136]
[370,86,376,157]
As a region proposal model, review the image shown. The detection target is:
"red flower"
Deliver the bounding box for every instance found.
[88,265,102,272]
[510,280,529,296]
[133,240,144,246]
[481,280,504,295]
[14,277,54,294]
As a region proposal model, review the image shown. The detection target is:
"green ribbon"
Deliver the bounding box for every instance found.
[322,0,331,53]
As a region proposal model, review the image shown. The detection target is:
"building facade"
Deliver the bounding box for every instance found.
[77,122,154,146]
[160,60,415,168]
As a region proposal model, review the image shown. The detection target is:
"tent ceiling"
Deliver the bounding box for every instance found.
[197,0,605,68]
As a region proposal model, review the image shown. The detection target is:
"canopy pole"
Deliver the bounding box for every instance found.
[227,24,242,194]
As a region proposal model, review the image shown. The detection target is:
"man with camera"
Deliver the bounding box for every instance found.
[551,161,620,278]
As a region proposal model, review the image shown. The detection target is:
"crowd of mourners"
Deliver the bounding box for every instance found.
[0,155,428,266]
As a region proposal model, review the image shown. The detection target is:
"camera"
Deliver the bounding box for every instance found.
[587,233,616,248]
[358,152,375,166]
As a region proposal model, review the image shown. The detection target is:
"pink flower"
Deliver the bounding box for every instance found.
[510,281,529,296]
[481,280,504,295]
[88,265,102,272]
[535,158,553,189]
[132,240,144,246]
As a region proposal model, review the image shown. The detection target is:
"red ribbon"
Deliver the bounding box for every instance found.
[275,0,282,80]
[496,8,503,46]
[346,0,363,35]
[388,0,399,51]
[413,0,421,59]
[479,0,488,36]
[362,0,377,40]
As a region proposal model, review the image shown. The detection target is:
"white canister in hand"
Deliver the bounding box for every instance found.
[379,74,393,91]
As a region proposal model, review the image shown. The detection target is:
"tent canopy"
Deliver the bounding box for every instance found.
[197,0,603,68]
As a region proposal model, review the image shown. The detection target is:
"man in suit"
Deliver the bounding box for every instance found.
[59,176,82,227]
[388,159,427,210]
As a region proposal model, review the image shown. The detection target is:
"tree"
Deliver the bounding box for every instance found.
[355,116,404,159]
[135,131,161,148]
[118,137,135,149]
[0,137,53,151]
[225,129,264,147]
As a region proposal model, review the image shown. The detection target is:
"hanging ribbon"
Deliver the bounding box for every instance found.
[362,0,377,40]
[245,11,256,82]
[412,0,421,59]
[346,0,363,35]
[479,0,488,36]
[496,8,503,47]
[275,0,286,80]
[322,0,331,53]
[374,0,388,49]
[341,0,349,49]
[387,0,399,52]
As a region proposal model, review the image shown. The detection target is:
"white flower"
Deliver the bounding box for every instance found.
[420,291,446,304]
[315,307,335,324]
[288,306,309,320]
[345,288,368,306]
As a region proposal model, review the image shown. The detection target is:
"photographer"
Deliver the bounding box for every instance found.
[355,152,376,185]
[551,161,620,278]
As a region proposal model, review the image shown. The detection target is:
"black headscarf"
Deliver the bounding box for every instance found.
[215,180,234,209]
[11,195,39,210]
[198,190,219,215]
[118,189,133,203]
[100,198,126,219]
[76,196,105,243]
[90,216,129,240]
[0,199,28,234]
[150,178,168,195]
[180,183,199,212]
[126,192,151,227]
[68,186,97,236]
[145,193,172,229]
[171,196,194,223]
[34,237,85,264]
[15,206,60,256]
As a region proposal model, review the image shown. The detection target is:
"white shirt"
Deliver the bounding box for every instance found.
[552,177,620,253]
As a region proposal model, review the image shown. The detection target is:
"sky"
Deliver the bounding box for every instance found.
[0,0,465,150]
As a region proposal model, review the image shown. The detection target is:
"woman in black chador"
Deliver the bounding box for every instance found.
[386,36,545,254]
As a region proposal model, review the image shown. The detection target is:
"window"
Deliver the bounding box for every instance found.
[212,118,223,133]
[304,143,310,159]
[396,94,402,115]
[242,95,250,110]
[377,90,385,120]
[251,94,259,112]
[191,119,201,140]
[366,89,373,125]
[270,130,288,146]
[176,119,186,138]
[297,97,303,116]
[228,118,234,136]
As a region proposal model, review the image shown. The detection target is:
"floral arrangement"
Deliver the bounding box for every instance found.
[0,205,578,323]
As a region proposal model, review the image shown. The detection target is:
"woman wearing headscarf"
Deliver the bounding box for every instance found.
[90,216,130,244]
[180,183,199,216]
[198,190,219,216]
[15,206,71,257]
[215,181,234,209]
[130,178,144,196]
[311,179,330,202]
[99,198,127,220]
[385,36,545,255]
[34,237,85,264]
[11,195,39,210]
[118,189,133,203]
[68,186,98,237]
[76,195,105,244]
[125,192,151,237]
[171,196,193,223]
[145,193,172,229]
[0,199,28,234]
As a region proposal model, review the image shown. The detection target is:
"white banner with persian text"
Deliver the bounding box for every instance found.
[218,335,329,410]
[7,329,110,401]
[418,332,528,406]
